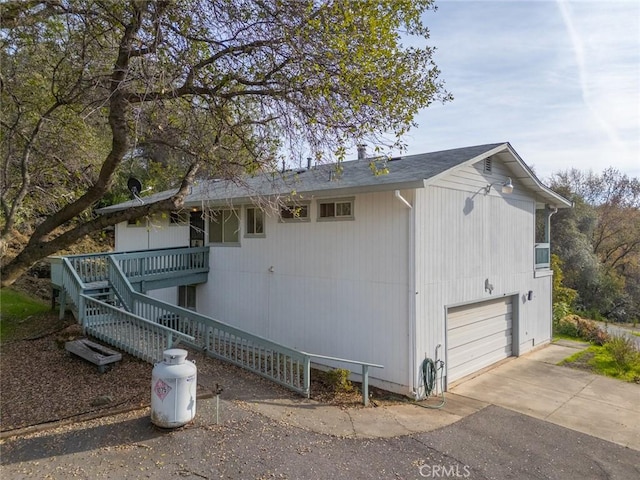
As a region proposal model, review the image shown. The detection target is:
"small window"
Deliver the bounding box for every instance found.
[127,217,145,227]
[208,209,240,244]
[178,285,197,310]
[280,203,310,222]
[318,198,354,221]
[170,211,189,225]
[245,207,265,237]
[484,158,492,173]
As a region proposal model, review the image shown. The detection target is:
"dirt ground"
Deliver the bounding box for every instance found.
[0,323,399,435]
[1,288,401,435]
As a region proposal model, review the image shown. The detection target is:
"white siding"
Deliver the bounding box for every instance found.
[114,214,190,306]
[414,160,552,391]
[199,191,413,391]
[111,157,553,396]
[114,214,190,252]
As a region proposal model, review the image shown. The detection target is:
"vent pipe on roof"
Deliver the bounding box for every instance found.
[357,144,367,161]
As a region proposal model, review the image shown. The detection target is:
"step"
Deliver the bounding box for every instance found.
[65,338,122,373]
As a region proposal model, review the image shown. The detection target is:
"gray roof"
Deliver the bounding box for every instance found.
[98,142,572,213]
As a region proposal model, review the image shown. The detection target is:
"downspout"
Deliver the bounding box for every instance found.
[545,205,558,338]
[395,190,417,398]
[544,205,558,243]
[395,190,412,209]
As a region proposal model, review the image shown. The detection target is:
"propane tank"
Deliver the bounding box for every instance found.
[151,349,197,428]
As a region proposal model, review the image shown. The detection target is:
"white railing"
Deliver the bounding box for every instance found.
[307,354,383,406]
[66,252,109,284]
[114,247,209,286]
[60,257,85,322]
[127,291,311,395]
[107,256,134,311]
[82,295,194,363]
[59,246,382,404]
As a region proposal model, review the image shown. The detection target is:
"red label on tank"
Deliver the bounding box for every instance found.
[154,379,172,401]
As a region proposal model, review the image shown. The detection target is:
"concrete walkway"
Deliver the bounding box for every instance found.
[224,341,639,450]
[450,341,640,450]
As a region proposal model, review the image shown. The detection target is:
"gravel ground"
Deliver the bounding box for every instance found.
[0,329,152,433]
[0,318,393,436]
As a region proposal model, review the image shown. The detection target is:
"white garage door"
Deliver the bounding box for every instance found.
[446,297,513,383]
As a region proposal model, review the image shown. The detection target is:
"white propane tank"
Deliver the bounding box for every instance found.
[151,349,197,428]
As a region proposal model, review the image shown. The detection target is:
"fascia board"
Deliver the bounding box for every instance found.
[502,144,573,208]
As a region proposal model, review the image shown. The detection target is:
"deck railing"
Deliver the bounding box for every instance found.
[59,257,86,322]
[306,354,383,406]
[127,291,311,395]
[114,247,209,289]
[58,246,382,404]
[66,252,109,284]
[107,256,134,311]
[82,295,194,363]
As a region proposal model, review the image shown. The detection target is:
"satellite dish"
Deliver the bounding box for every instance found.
[127,177,143,197]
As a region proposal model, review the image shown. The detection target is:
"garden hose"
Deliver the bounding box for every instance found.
[417,357,446,409]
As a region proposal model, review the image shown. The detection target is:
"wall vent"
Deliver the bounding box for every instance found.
[484,157,492,173]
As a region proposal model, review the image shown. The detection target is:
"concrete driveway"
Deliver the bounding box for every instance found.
[2,340,639,479]
[450,340,640,450]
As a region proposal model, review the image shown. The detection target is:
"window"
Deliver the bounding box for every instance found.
[208,209,239,244]
[178,285,197,310]
[280,203,310,222]
[318,198,354,221]
[484,157,492,173]
[535,207,552,269]
[245,207,265,237]
[190,211,205,246]
[127,217,145,227]
[170,211,189,225]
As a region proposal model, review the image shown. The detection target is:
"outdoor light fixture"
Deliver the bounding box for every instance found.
[485,177,514,194]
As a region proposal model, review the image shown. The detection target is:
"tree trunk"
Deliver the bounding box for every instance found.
[0,159,201,288]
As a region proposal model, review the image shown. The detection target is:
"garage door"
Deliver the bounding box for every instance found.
[446,297,513,383]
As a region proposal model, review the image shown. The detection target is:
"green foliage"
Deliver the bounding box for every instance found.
[0,288,50,341]
[324,368,354,393]
[551,254,577,306]
[0,288,49,320]
[555,315,579,338]
[549,168,640,323]
[560,343,640,382]
[2,0,451,285]
[555,315,610,346]
[552,301,572,323]
[605,335,640,372]
[368,159,390,176]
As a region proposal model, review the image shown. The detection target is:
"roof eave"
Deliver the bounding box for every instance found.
[184,179,427,208]
[500,144,573,209]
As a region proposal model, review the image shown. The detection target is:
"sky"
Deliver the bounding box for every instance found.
[391,0,640,181]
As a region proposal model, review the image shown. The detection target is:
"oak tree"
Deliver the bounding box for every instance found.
[0,0,451,287]
[549,168,640,322]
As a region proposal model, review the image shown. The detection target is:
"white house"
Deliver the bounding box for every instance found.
[102,142,572,396]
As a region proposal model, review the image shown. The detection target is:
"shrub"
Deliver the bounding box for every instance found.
[553,302,572,324]
[555,315,610,345]
[605,335,640,372]
[589,328,611,346]
[551,254,577,306]
[324,368,353,393]
[576,317,597,341]
[556,314,580,338]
